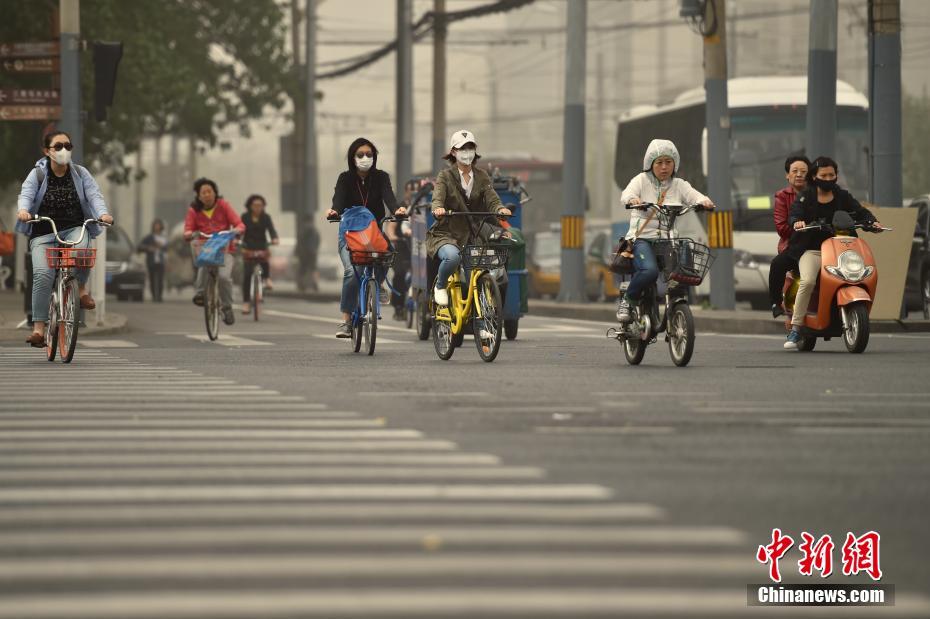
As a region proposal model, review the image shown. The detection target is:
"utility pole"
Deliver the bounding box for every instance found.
[396,0,414,195]
[59,0,83,162]
[806,0,838,160]
[558,0,586,303]
[703,0,735,309]
[432,0,446,171]
[303,0,319,238]
[868,0,902,207]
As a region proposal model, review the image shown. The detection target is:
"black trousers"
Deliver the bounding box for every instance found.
[391,239,411,310]
[769,253,799,306]
[148,264,165,302]
[242,260,270,303]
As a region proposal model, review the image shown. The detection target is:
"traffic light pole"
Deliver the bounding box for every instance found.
[703,0,735,310]
[557,0,586,303]
[432,0,446,172]
[396,0,414,197]
[868,0,902,208]
[806,0,838,161]
[59,0,82,162]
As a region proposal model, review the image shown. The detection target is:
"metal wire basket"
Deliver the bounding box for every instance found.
[45,247,96,269]
[463,244,510,269]
[654,239,715,286]
[350,250,396,267]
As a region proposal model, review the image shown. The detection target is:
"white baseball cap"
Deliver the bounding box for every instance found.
[450,129,477,150]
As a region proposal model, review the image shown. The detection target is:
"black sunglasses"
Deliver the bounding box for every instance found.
[50,142,73,152]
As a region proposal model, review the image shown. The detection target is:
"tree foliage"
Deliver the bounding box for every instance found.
[0,0,294,188]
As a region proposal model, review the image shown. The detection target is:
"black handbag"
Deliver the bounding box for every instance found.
[609,206,657,275]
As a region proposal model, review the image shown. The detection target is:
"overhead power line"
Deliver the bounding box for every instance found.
[316,0,536,79]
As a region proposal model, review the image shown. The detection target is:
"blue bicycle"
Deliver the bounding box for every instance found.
[329,214,403,355]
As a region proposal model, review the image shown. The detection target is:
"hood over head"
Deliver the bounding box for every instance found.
[642,139,680,176]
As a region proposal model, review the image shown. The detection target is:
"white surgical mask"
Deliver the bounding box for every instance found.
[356,155,373,171]
[51,149,72,166]
[455,149,475,166]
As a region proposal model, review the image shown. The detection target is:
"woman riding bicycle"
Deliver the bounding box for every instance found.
[183,177,244,326]
[240,194,279,315]
[326,137,407,338]
[616,139,714,323]
[428,129,512,307]
[15,130,113,347]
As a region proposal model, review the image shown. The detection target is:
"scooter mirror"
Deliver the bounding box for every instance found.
[831,210,856,230]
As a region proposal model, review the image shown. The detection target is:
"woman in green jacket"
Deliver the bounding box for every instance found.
[428,130,511,306]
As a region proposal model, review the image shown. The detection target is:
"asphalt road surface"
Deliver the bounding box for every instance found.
[1,292,928,618]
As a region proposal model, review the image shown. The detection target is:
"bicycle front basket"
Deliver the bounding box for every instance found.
[46,247,96,269]
[350,250,396,267]
[463,244,510,269]
[659,239,715,286]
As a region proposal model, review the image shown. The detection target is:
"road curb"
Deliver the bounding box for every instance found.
[527,300,930,335]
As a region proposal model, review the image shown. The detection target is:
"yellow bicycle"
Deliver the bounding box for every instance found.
[431,212,510,362]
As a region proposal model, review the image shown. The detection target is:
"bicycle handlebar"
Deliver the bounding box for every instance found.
[327,214,407,223]
[795,222,892,233]
[433,211,513,218]
[23,216,112,246]
[625,202,707,214]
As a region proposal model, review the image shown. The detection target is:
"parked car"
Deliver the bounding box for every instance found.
[105,225,146,302]
[903,196,930,318]
[527,224,621,301]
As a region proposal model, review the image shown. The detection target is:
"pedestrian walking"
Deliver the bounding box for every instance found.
[138,218,167,302]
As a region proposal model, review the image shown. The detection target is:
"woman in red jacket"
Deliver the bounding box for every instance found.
[768,156,810,318]
[183,178,245,325]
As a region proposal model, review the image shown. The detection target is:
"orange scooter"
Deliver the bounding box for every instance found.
[782,210,890,353]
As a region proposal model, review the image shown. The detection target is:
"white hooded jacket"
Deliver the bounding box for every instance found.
[620,139,708,241]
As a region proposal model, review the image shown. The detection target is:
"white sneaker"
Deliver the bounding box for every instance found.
[433,286,449,306]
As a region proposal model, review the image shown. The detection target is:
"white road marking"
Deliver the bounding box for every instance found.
[593,391,720,397]
[0,418,383,429]
[0,429,423,440]
[1,466,546,484]
[0,403,338,412]
[453,406,597,414]
[264,309,411,333]
[0,525,746,550]
[0,439,457,452]
[0,394,307,403]
[1,452,501,467]
[535,426,676,435]
[185,334,274,346]
[0,502,664,525]
[77,339,139,348]
[0,484,613,503]
[793,427,930,435]
[0,553,755,581]
[359,391,490,397]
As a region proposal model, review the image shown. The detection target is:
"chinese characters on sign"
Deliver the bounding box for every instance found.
[0,89,60,105]
[757,529,882,582]
[0,58,58,74]
[0,42,59,58]
[0,106,62,121]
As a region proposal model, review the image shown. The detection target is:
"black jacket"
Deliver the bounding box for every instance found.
[241,211,278,250]
[786,187,876,258]
[331,168,399,221]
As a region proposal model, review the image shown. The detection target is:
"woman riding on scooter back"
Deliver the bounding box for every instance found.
[781,156,882,350]
[616,139,715,323]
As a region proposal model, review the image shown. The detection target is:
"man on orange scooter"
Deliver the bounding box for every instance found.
[781,156,882,350]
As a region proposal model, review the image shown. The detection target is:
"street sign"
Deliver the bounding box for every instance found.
[0,41,59,58]
[0,105,61,121]
[1,58,59,74]
[0,89,60,105]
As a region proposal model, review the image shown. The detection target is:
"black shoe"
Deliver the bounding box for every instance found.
[222,307,235,325]
[771,304,785,319]
[192,292,205,307]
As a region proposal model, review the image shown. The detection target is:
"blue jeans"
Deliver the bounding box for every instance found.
[624,239,659,301]
[338,236,388,314]
[30,226,91,322]
[435,244,461,289]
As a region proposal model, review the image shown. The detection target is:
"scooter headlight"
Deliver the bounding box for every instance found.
[826,250,873,282]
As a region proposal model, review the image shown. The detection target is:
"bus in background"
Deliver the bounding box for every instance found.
[613,76,869,308]
[480,155,563,242]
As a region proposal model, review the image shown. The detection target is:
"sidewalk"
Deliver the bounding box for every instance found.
[528,299,930,335]
[0,290,128,344]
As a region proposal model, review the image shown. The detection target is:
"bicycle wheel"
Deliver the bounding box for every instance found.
[45,289,58,362]
[204,272,219,341]
[416,293,431,340]
[667,302,695,367]
[474,273,503,362]
[623,336,646,365]
[364,279,378,356]
[59,278,80,363]
[432,311,455,361]
[252,269,262,322]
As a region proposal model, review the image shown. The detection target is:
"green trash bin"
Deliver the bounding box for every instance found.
[504,227,528,317]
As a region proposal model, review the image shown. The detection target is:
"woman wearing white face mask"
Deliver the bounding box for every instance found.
[15,130,113,347]
[326,137,407,338]
[427,130,512,306]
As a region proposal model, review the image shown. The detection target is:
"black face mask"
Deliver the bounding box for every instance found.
[812,178,838,192]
